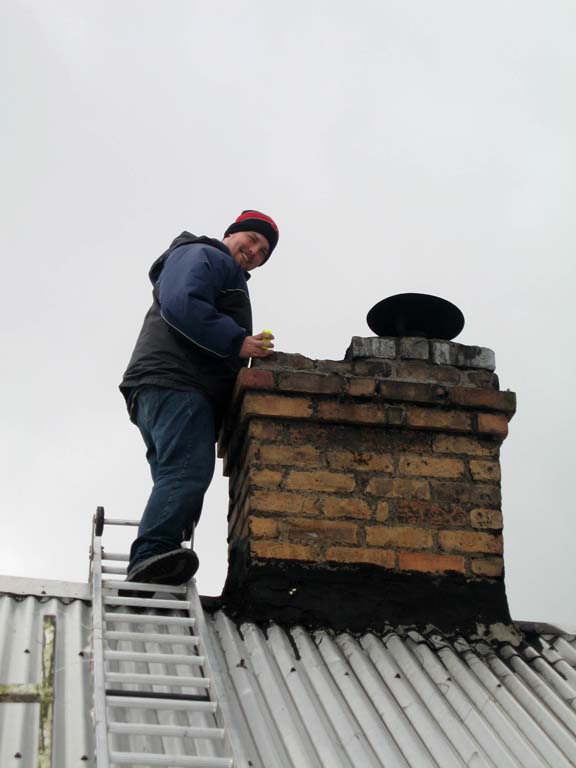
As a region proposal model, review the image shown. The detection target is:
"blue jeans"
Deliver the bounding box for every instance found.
[128,386,216,571]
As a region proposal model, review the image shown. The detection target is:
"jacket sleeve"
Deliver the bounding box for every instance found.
[157,244,247,358]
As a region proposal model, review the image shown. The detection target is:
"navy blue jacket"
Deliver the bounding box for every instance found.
[120,233,252,418]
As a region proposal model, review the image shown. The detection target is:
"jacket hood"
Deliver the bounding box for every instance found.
[148,232,232,285]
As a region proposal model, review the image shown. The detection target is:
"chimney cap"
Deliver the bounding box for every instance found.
[367,293,465,340]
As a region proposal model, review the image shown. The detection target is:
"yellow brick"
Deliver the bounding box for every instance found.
[375,502,390,521]
[399,454,465,478]
[366,477,430,500]
[323,498,372,520]
[470,508,503,529]
[249,469,283,489]
[285,471,355,493]
[283,518,358,545]
[433,435,498,456]
[327,450,394,472]
[247,419,284,441]
[241,393,312,420]
[250,491,322,516]
[250,541,320,562]
[248,516,280,538]
[477,413,508,438]
[470,460,501,482]
[471,557,504,578]
[366,526,433,549]
[251,444,321,467]
[439,530,503,554]
[317,400,387,425]
[326,547,395,568]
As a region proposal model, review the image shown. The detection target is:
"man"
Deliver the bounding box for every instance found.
[119,210,279,586]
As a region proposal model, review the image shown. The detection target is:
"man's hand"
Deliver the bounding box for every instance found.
[239,332,275,359]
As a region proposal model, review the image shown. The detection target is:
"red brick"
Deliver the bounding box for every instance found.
[249,469,284,489]
[241,393,312,421]
[326,547,395,568]
[433,435,499,456]
[347,377,377,397]
[366,526,433,549]
[471,557,504,577]
[399,455,465,478]
[450,387,516,414]
[470,508,503,530]
[283,518,358,545]
[235,368,275,392]
[253,352,315,369]
[396,501,468,528]
[323,498,372,520]
[277,371,344,395]
[317,401,387,425]
[406,406,472,432]
[250,541,320,562]
[327,450,394,472]
[398,552,466,574]
[250,444,321,467]
[439,530,503,554]
[477,413,508,438]
[470,460,501,482]
[285,471,355,493]
[431,481,501,506]
[249,491,322,516]
[366,477,430,500]
[248,516,280,538]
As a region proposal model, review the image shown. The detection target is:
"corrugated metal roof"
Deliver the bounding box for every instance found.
[203,611,576,768]
[1,584,576,767]
[0,594,94,767]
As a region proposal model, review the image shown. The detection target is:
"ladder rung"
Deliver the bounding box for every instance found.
[105,596,191,610]
[105,672,211,687]
[104,579,187,594]
[104,518,140,527]
[106,695,217,711]
[105,650,205,665]
[102,566,127,575]
[109,752,232,767]
[108,722,225,740]
[105,630,198,644]
[102,552,130,562]
[104,613,196,627]
[107,689,209,702]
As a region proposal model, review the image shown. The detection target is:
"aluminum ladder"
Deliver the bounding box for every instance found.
[89,507,235,768]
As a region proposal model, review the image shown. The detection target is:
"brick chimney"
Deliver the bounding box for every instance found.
[218,337,516,633]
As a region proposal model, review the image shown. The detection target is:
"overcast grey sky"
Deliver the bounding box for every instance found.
[1,1,575,624]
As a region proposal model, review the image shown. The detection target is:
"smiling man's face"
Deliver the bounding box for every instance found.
[223,230,270,271]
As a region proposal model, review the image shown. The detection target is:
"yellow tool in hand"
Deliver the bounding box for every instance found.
[262,329,274,349]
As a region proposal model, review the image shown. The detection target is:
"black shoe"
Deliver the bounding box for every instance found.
[125,549,200,587]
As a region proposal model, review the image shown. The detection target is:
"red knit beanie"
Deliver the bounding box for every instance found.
[224,210,279,259]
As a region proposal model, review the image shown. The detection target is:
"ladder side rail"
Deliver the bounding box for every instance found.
[91,525,111,768]
[188,583,248,767]
[90,509,238,765]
